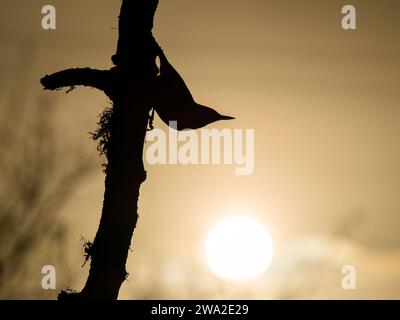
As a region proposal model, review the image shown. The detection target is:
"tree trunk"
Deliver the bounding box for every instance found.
[42,0,160,300]
[78,88,151,300]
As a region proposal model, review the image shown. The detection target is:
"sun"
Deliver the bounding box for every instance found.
[205,216,273,282]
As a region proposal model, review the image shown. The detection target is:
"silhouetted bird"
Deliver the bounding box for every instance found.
[152,48,234,131]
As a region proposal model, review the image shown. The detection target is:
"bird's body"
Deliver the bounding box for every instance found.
[152,49,234,131]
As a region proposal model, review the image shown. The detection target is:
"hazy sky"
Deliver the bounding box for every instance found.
[0,0,399,299]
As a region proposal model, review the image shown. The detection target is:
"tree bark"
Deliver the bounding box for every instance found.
[41,0,160,300]
[40,68,109,93]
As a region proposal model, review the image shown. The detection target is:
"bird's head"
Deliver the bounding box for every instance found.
[196,104,235,127]
[170,104,235,130]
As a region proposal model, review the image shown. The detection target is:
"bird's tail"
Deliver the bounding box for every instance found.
[157,48,167,64]
[155,44,163,55]
[153,41,167,63]
[149,36,165,59]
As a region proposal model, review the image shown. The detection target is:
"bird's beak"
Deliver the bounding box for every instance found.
[220,115,235,120]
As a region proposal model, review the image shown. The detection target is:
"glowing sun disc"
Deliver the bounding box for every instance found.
[205,216,273,282]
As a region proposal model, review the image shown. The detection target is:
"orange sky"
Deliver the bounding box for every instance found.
[0,0,399,299]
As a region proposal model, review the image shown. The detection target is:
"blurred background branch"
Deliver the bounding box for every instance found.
[0,35,96,299]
